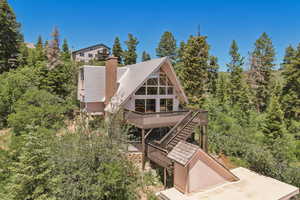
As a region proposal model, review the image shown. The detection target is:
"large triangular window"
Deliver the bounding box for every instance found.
[135,70,174,95]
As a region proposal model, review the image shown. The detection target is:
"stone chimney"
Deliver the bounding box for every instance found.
[105,56,118,105]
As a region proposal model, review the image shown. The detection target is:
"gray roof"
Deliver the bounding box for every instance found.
[81,57,189,110]
[167,141,199,166]
[83,66,127,102]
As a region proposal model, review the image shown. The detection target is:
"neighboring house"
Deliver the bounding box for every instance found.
[72,44,110,63]
[25,42,35,49]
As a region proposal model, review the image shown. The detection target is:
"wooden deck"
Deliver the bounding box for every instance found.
[124,110,189,129]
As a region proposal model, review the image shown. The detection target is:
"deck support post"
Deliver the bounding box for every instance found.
[204,125,208,153]
[199,125,208,152]
[142,128,146,170]
[164,167,167,188]
[199,125,203,149]
[199,125,208,153]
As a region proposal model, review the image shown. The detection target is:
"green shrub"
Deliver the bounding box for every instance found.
[8,88,67,134]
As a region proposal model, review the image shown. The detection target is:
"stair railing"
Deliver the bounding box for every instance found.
[157,110,193,146]
[165,110,202,148]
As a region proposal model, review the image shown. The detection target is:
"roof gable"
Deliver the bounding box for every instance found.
[81,57,188,110]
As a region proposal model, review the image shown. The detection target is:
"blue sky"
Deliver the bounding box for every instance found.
[9,0,300,71]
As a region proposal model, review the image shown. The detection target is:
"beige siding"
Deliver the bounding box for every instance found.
[73,46,108,63]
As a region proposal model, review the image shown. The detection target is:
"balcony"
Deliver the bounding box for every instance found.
[124,110,189,129]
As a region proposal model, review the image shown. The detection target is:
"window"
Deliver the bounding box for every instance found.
[147,78,158,86]
[135,99,145,112]
[147,87,158,95]
[135,70,174,96]
[159,76,167,85]
[167,87,173,95]
[79,52,84,57]
[135,99,156,113]
[146,99,156,112]
[160,99,173,112]
[80,68,84,80]
[135,87,146,95]
[167,99,173,111]
[88,53,93,58]
[159,87,166,95]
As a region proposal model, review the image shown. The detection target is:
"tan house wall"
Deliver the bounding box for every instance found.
[174,163,187,193]
[188,158,226,193]
[85,102,104,113]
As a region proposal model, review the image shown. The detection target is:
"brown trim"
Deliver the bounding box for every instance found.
[187,149,239,182]
[163,59,188,103]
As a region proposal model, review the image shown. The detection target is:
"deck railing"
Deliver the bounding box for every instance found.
[124,109,189,129]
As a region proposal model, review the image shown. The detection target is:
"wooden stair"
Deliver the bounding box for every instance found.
[145,110,206,169]
[167,121,198,149]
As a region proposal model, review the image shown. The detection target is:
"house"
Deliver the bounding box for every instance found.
[77,56,299,199]
[158,142,299,200]
[72,43,110,63]
[78,56,209,169]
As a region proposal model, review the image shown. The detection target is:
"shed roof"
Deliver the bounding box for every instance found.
[167,141,199,166]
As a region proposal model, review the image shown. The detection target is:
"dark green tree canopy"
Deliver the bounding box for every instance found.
[123,34,138,65]
[156,31,177,61]
[142,51,151,62]
[281,45,295,70]
[61,38,70,60]
[112,36,123,64]
[207,55,219,94]
[249,32,275,112]
[226,40,249,107]
[179,35,210,105]
[282,44,300,120]
[0,0,22,73]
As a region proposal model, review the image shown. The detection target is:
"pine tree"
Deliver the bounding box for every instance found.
[35,35,46,62]
[263,83,285,144]
[123,34,138,65]
[179,35,210,106]
[61,38,70,60]
[46,27,61,69]
[174,41,186,74]
[112,36,123,64]
[216,73,230,104]
[281,45,295,70]
[8,129,55,200]
[36,35,43,49]
[282,44,300,120]
[142,51,151,62]
[248,32,275,112]
[207,55,219,94]
[227,40,246,105]
[156,31,177,62]
[0,0,22,73]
